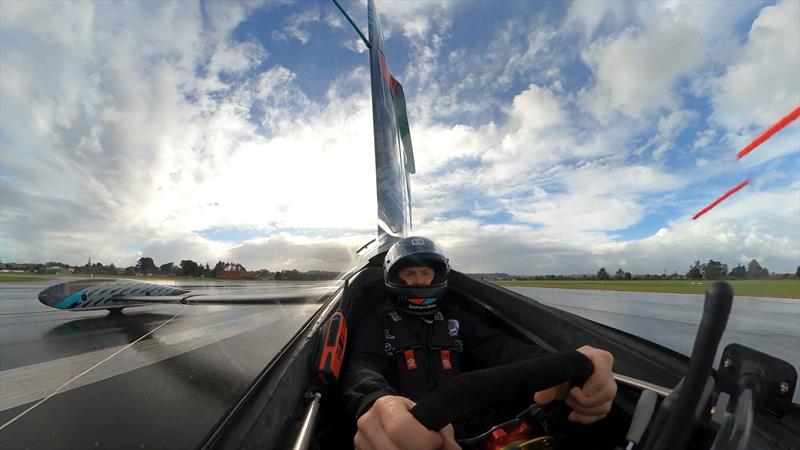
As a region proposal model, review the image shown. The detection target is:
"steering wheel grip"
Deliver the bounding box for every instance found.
[410,350,593,430]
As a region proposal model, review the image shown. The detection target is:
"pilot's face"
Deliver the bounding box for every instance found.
[398,265,435,286]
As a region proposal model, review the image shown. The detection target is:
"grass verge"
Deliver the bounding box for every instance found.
[0,273,53,283]
[493,279,799,299]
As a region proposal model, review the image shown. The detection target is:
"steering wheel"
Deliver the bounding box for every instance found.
[409,350,593,437]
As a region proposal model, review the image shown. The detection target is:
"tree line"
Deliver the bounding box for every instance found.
[4,258,797,282]
[471,260,799,281]
[0,257,340,281]
[595,259,793,281]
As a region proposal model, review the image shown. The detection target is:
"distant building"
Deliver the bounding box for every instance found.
[38,266,72,276]
[217,267,247,280]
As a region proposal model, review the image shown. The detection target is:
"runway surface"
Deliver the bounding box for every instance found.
[509,286,800,403]
[1,280,798,449]
[0,280,330,450]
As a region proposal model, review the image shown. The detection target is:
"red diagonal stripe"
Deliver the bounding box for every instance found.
[692,179,750,220]
[737,106,800,160]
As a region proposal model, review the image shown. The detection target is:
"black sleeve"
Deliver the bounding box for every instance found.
[458,310,547,369]
[341,312,397,418]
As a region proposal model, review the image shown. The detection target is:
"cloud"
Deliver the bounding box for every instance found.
[487,163,683,234]
[566,0,635,37]
[208,40,268,77]
[404,15,564,128]
[1,0,797,278]
[565,163,683,196]
[0,1,378,270]
[612,183,800,273]
[272,6,321,45]
[509,84,567,131]
[509,194,646,233]
[413,182,799,276]
[324,8,345,30]
[573,0,766,123]
[491,84,573,169]
[371,0,456,39]
[650,109,700,159]
[402,2,797,275]
[693,128,718,151]
[578,17,704,120]
[226,234,369,272]
[710,0,800,131]
[203,1,267,41]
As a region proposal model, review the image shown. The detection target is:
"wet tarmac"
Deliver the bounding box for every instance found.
[0,280,328,450]
[0,280,797,449]
[509,287,800,403]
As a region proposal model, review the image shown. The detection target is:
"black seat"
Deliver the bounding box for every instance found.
[340,266,386,330]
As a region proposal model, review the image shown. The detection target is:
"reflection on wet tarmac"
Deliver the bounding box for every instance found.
[509,286,800,403]
[47,311,177,340]
[1,281,796,448]
[0,281,327,449]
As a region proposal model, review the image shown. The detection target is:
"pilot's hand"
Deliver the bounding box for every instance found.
[533,345,617,424]
[355,395,461,450]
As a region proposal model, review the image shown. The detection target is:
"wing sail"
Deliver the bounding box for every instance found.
[390,75,415,174]
[368,0,414,252]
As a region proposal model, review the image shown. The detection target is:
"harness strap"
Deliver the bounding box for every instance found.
[403,349,418,370]
[440,349,452,370]
[428,310,460,370]
[382,306,462,400]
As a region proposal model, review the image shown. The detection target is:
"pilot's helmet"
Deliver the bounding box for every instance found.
[383,236,450,315]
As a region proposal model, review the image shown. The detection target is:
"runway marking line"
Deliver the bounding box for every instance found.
[0,305,188,431]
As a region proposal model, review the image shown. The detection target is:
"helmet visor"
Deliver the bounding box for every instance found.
[387,255,447,286]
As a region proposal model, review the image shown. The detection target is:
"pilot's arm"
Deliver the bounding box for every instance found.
[342,312,459,450]
[534,346,617,424]
[458,311,615,424]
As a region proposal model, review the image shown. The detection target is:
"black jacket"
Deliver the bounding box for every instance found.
[341,301,547,420]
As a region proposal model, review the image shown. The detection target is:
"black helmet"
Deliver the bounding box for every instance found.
[384,236,450,315]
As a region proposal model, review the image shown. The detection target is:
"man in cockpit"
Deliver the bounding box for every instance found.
[341,236,617,450]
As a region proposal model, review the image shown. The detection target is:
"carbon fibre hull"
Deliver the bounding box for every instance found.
[203,265,800,450]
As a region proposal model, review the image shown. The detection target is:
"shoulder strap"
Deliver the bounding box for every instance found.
[429,309,462,351]
[380,306,429,400]
[379,305,465,401]
[383,308,421,353]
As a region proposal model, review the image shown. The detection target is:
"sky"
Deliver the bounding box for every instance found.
[1,0,798,276]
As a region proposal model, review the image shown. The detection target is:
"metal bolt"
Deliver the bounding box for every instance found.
[723,358,734,369]
[779,382,790,396]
